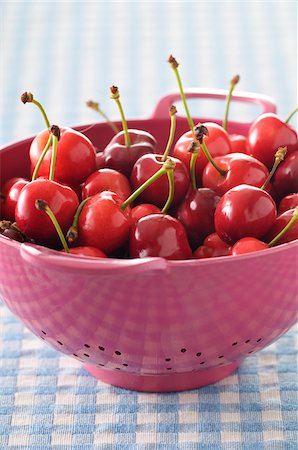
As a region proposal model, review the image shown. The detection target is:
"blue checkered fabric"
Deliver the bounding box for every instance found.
[1,1,297,448]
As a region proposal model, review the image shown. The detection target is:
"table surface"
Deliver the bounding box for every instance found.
[1,1,297,449]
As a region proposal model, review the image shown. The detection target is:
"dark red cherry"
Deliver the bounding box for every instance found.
[278,193,298,214]
[264,208,298,245]
[273,151,298,198]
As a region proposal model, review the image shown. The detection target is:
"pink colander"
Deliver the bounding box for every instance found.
[0,90,297,392]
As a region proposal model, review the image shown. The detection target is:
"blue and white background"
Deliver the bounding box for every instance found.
[0,1,297,448]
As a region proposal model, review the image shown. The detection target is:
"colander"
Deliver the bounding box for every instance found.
[1,90,297,392]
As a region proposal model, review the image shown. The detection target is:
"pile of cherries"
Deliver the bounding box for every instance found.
[1,56,298,260]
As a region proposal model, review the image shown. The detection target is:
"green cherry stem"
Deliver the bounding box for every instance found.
[201,140,227,176]
[49,125,61,181]
[110,86,131,146]
[121,158,176,211]
[86,100,119,134]
[66,197,91,244]
[222,75,240,132]
[168,55,195,135]
[189,141,200,190]
[161,105,177,162]
[31,133,53,181]
[268,206,298,247]
[194,124,227,177]
[161,169,175,214]
[261,146,287,190]
[35,200,69,253]
[20,92,50,129]
[284,106,298,124]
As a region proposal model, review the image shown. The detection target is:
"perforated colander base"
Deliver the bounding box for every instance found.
[84,361,240,392]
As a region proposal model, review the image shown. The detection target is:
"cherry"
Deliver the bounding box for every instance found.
[102,86,157,177]
[131,203,161,227]
[202,152,269,196]
[82,168,132,201]
[230,237,269,255]
[193,232,231,258]
[129,213,192,260]
[229,134,248,154]
[273,151,298,198]
[214,184,277,245]
[15,179,79,246]
[63,246,107,258]
[176,188,221,249]
[21,92,96,186]
[0,220,27,243]
[1,178,29,221]
[247,112,298,169]
[77,190,132,254]
[264,207,298,245]
[278,193,298,214]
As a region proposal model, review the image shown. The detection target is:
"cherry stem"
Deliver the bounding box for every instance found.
[86,100,119,134]
[284,106,298,124]
[194,123,227,177]
[20,92,50,129]
[35,200,69,253]
[268,206,298,247]
[168,55,195,135]
[161,169,175,213]
[110,86,131,146]
[49,125,61,181]
[121,158,176,211]
[66,197,91,244]
[31,133,52,181]
[0,220,27,240]
[189,141,200,190]
[161,105,177,162]
[261,147,287,190]
[222,75,240,132]
[201,141,227,177]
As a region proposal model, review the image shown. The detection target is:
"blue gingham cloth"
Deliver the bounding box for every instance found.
[1,1,297,448]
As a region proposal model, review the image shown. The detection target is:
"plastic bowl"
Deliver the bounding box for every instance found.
[0,90,297,392]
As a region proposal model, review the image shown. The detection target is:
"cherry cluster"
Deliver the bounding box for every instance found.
[1,56,298,260]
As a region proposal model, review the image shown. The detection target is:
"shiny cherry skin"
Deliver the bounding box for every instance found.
[176,188,221,249]
[129,213,192,260]
[130,154,190,208]
[30,127,96,186]
[202,152,269,196]
[273,151,298,198]
[103,129,158,177]
[173,122,232,186]
[61,246,107,258]
[15,179,79,246]
[229,134,247,154]
[278,193,298,214]
[82,168,132,201]
[214,184,277,245]
[78,190,131,254]
[96,151,106,169]
[229,237,268,255]
[247,113,298,169]
[1,178,29,221]
[264,208,298,245]
[193,232,231,258]
[131,203,161,227]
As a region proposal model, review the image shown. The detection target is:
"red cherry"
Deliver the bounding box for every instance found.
[1,178,29,221]
[130,154,190,208]
[61,246,107,258]
[103,129,158,177]
[82,168,132,201]
[96,151,106,170]
[78,190,131,254]
[202,153,269,196]
[273,151,298,198]
[129,213,192,260]
[30,127,96,186]
[264,208,298,245]
[247,113,298,169]
[173,123,232,186]
[131,203,161,227]
[176,188,221,248]
[230,237,269,255]
[214,184,277,245]
[278,193,298,214]
[193,232,231,258]
[15,179,79,246]
[229,134,247,154]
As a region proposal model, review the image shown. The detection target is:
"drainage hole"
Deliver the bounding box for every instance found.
[218,355,224,359]
[98,346,105,351]
[245,339,250,343]
[41,330,46,335]
[84,344,90,348]
[196,352,202,357]
[180,348,187,353]
[73,354,78,357]
[200,361,205,365]
[122,363,128,367]
[166,367,172,370]
[83,353,90,357]
[115,350,122,356]
[165,358,171,362]
[257,338,262,342]
[57,341,63,346]
[232,342,238,346]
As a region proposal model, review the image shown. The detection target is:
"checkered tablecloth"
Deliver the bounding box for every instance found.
[1,1,297,448]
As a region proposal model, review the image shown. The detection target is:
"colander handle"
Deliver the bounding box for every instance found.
[20,243,169,274]
[151,88,277,122]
